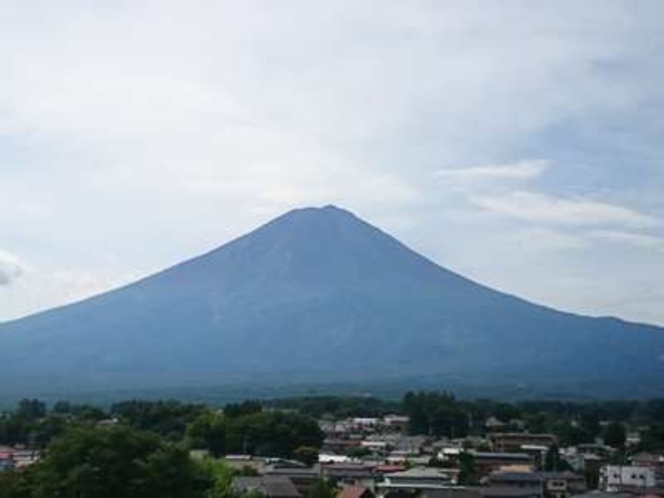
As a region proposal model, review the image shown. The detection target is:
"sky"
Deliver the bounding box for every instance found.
[1,1,663,326]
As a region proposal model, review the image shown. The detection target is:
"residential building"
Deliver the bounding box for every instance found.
[472,452,534,476]
[422,489,483,498]
[631,453,664,485]
[377,466,459,495]
[224,454,268,474]
[478,488,541,498]
[0,451,15,472]
[265,464,321,496]
[338,485,375,498]
[488,471,586,498]
[489,434,558,453]
[384,416,410,433]
[600,465,656,492]
[324,463,375,488]
[232,476,302,498]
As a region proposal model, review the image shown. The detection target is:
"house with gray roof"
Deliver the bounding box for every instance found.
[232,476,302,498]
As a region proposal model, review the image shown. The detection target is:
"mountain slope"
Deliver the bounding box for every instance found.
[1,205,663,397]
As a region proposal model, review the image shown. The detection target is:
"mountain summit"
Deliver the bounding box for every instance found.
[1,206,663,398]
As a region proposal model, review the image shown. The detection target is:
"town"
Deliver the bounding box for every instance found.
[1,394,663,498]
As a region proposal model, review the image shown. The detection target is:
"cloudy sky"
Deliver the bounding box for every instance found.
[1,1,663,325]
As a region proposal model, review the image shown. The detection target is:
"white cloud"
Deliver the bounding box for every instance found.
[470,191,658,228]
[0,265,144,321]
[588,230,664,250]
[0,249,26,286]
[434,160,549,183]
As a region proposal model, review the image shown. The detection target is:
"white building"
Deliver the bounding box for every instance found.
[600,465,656,491]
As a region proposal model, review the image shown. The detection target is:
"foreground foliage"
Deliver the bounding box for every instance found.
[0,425,208,498]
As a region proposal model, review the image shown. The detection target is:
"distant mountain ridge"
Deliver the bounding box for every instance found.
[1,205,663,398]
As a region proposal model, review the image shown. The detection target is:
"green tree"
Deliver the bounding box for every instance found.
[402,391,467,437]
[580,414,601,441]
[111,400,205,440]
[52,401,73,414]
[553,421,591,447]
[457,452,478,485]
[196,459,237,498]
[294,446,319,466]
[22,425,207,498]
[603,422,626,448]
[0,471,32,498]
[638,422,664,451]
[308,479,337,498]
[224,401,262,418]
[16,399,46,422]
[403,391,428,435]
[346,447,371,459]
[188,412,227,458]
[225,411,323,458]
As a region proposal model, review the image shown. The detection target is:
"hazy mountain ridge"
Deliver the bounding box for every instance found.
[1,205,663,398]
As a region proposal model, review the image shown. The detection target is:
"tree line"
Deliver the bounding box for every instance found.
[274,392,664,450]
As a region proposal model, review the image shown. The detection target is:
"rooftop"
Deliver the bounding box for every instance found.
[472,452,531,460]
[338,485,374,498]
[388,467,459,479]
[233,476,302,498]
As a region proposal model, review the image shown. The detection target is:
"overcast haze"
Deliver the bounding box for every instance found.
[1,1,663,325]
